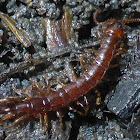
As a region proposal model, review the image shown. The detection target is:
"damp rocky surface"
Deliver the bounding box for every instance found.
[0,0,140,140]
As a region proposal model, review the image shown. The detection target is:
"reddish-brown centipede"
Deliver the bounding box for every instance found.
[0,10,140,128]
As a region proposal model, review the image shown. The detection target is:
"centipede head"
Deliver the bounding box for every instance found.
[106,21,124,39]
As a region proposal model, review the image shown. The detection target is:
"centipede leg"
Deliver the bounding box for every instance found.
[65,62,90,116]
[68,106,84,116]
[29,80,43,97]
[9,114,30,128]
[43,114,48,132]
[79,54,96,74]
[68,95,90,116]
[65,63,88,115]
[0,96,23,105]
[56,111,63,128]
[39,113,43,129]
[75,96,89,116]
[83,96,89,115]
[65,62,77,82]
[22,79,50,98]
[42,76,53,96]
[94,88,101,105]
[113,42,127,58]
[38,113,48,132]
[12,87,31,99]
[12,80,43,99]
[30,78,53,97]
[0,112,15,125]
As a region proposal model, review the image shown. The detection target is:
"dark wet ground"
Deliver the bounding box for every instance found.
[0,0,139,140]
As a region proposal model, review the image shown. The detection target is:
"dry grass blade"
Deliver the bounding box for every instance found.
[0,11,31,47]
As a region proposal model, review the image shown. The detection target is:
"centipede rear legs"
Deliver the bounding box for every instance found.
[1,78,52,130]
[11,81,51,130]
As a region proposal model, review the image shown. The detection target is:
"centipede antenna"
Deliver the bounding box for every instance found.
[119,18,140,24]
[94,9,116,26]
[94,10,140,26]
[94,9,103,26]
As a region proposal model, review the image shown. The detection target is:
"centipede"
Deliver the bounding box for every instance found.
[0,9,140,130]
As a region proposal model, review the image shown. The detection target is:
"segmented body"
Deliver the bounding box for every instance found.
[0,21,124,122]
[1,11,140,126]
